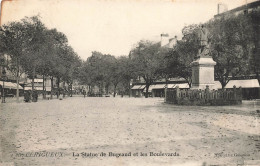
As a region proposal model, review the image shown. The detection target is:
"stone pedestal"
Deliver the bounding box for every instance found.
[191,57,216,90]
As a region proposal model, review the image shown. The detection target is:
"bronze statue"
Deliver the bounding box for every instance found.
[198,25,210,57]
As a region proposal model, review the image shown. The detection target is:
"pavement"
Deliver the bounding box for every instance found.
[0,96,259,166]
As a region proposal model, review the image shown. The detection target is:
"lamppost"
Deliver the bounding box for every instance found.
[2,67,7,103]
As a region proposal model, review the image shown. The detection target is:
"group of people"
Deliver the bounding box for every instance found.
[24,90,38,102]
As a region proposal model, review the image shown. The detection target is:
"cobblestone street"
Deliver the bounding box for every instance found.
[0,97,260,166]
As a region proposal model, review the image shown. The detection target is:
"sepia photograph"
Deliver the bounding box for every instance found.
[0,0,259,165]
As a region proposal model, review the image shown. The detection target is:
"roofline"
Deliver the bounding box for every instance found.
[214,1,260,18]
[161,33,169,37]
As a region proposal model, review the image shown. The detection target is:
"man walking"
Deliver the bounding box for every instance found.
[83,90,86,98]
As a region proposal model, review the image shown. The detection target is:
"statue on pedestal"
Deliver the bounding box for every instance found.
[191,25,216,90]
[198,25,210,57]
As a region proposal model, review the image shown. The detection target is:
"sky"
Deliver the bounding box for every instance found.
[0,0,256,60]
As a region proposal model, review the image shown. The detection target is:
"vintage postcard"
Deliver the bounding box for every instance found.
[0,0,259,165]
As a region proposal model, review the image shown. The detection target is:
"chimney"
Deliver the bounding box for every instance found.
[218,3,228,14]
[168,35,178,49]
[161,33,169,47]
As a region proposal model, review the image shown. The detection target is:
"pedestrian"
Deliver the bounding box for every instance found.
[59,91,63,100]
[24,91,30,102]
[83,90,86,98]
[35,91,38,102]
[32,90,38,102]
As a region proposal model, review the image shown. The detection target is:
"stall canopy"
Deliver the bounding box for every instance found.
[176,83,190,89]
[143,85,155,92]
[166,84,176,88]
[139,85,146,89]
[131,85,141,90]
[152,84,166,89]
[131,85,145,90]
[24,86,51,91]
[133,80,259,91]
[0,81,23,89]
[24,87,42,91]
[143,84,167,92]
[226,79,260,88]
[166,83,189,89]
[142,83,190,92]
[214,79,260,89]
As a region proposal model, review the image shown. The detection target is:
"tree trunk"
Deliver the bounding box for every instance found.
[113,84,117,97]
[221,84,225,89]
[57,77,60,98]
[63,81,65,98]
[129,80,131,97]
[70,82,73,97]
[145,84,149,98]
[50,76,53,99]
[15,58,20,102]
[100,84,102,96]
[188,82,192,88]
[16,70,20,102]
[184,77,192,88]
[99,83,102,96]
[221,81,227,89]
[42,74,46,99]
[165,77,168,101]
[105,83,109,95]
[88,85,91,96]
[31,67,35,99]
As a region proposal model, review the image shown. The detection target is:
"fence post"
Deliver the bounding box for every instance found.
[205,85,209,101]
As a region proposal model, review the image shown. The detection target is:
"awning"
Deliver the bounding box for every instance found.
[213,81,222,89]
[209,80,260,89]
[0,81,23,89]
[176,83,190,89]
[167,83,189,89]
[225,79,260,88]
[25,87,52,91]
[131,85,146,90]
[25,83,43,87]
[166,84,176,88]
[139,85,146,89]
[143,84,166,92]
[131,85,142,90]
[152,84,166,89]
[143,85,155,92]
[28,79,43,83]
[24,87,43,91]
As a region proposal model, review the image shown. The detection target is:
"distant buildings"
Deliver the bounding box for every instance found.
[160,34,177,49]
[214,0,260,19]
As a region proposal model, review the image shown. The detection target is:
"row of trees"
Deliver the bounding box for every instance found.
[0,16,82,101]
[78,10,259,98]
[79,51,132,97]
